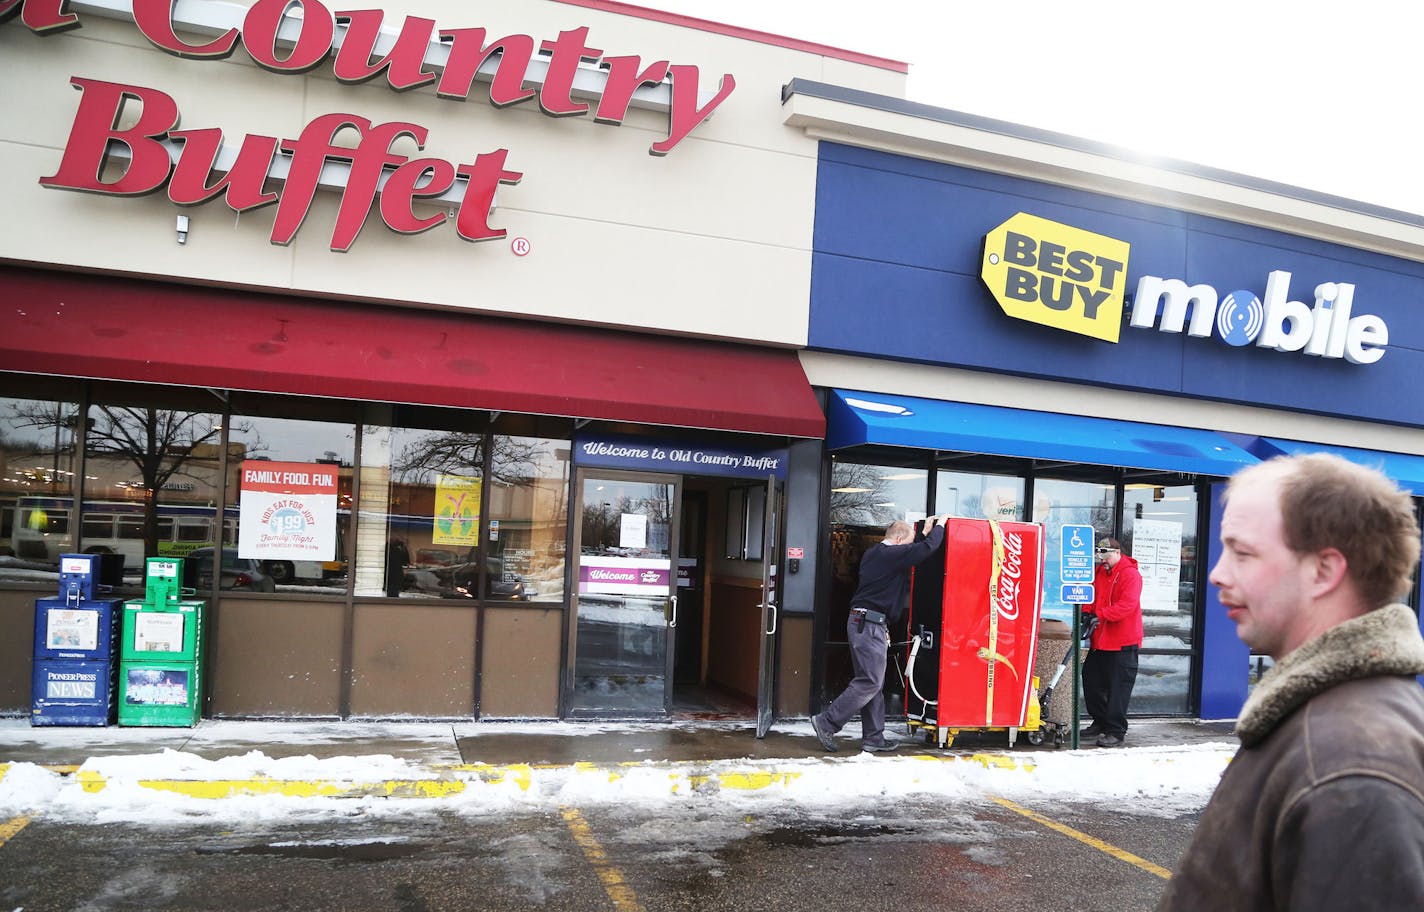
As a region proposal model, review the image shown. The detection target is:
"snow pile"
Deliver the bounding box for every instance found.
[0,741,1235,825]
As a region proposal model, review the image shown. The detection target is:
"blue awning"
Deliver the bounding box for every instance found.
[1230,435,1424,496]
[828,390,1261,477]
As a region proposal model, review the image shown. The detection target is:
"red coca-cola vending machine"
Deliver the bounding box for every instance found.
[905,519,1045,748]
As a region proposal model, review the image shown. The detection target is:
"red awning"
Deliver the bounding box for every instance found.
[1,266,825,438]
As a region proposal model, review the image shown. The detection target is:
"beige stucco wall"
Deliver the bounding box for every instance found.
[0,1,906,347]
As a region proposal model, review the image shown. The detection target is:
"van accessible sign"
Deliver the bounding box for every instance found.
[574,434,787,480]
[9,0,735,251]
[980,213,1391,364]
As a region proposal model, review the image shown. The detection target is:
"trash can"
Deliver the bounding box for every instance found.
[1033,618,1073,724]
[118,557,205,727]
[31,553,122,726]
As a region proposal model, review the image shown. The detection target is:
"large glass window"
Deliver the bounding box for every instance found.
[355,417,481,599]
[825,461,928,703]
[829,461,927,527]
[1032,477,1116,624]
[227,412,354,593]
[79,392,224,587]
[487,436,569,603]
[1123,483,1198,713]
[1,395,80,584]
[936,470,1025,521]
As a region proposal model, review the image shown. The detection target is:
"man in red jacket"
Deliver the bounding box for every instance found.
[1082,536,1143,747]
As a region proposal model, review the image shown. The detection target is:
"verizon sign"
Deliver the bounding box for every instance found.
[6,0,737,250]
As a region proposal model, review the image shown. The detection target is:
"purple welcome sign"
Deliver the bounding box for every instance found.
[578,558,673,594]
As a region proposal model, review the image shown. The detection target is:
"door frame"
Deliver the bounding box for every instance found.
[563,467,683,718]
[756,474,786,737]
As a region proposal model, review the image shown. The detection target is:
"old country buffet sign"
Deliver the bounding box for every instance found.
[6,0,735,251]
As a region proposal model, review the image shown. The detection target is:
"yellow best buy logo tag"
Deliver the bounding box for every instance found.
[981,213,1131,342]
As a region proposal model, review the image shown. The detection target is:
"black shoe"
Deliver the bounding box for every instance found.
[1095,733,1125,748]
[811,714,839,752]
[1081,723,1104,738]
[861,738,900,753]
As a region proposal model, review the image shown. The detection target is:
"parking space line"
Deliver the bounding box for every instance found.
[561,807,645,912]
[0,815,31,849]
[990,796,1172,880]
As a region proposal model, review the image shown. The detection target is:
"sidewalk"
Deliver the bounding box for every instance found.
[0,716,1236,802]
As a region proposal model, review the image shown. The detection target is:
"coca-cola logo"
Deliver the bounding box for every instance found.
[996,532,1023,620]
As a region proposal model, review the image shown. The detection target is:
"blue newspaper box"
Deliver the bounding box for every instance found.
[55,553,113,600]
[31,554,122,726]
[31,658,116,726]
[33,595,121,661]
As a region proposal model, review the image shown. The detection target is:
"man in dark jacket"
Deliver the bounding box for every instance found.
[812,514,947,752]
[1082,536,1143,747]
[1157,454,1424,911]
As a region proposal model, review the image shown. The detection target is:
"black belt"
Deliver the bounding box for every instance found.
[851,607,886,626]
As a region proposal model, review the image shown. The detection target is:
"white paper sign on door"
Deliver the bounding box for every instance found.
[619,513,648,549]
[1132,519,1183,612]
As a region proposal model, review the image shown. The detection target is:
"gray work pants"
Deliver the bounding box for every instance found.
[823,614,890,744]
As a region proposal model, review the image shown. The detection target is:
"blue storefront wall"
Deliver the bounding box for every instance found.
[1200,483,1252,719]
[810,143,1424,718]
[809,142,1423,428]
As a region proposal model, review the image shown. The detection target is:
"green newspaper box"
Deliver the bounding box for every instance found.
[119,558,205,727]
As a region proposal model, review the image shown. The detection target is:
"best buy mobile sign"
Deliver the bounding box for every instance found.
[980,213,1391,363]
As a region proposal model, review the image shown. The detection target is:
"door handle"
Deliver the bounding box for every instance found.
[668,594,678,628]
[764,601,777,636]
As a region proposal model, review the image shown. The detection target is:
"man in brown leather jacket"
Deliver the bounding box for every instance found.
[1157,453,1424,911]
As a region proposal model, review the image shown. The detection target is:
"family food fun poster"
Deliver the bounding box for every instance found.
[238,461,338,561]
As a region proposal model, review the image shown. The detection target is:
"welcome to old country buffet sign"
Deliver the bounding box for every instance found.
[5,0,736,251]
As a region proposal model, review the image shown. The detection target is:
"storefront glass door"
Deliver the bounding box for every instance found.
[755,475,783,737]
[568,471,680,716]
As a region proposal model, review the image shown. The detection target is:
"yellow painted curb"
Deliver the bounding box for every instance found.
[34,748,1213,801]
[71,762,546,799]
[140,777,471,799]
[680,770,803,792]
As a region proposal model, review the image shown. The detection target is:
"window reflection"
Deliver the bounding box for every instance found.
[227,415,353,593]
[935,470,1024,520]
[488,436,568,602]
[356,423,481,599]
[80,400,224,588]
[1123,483,1198,715]
[829,462,927,527]
[1032,478,1115,624]
[1,397,79,583]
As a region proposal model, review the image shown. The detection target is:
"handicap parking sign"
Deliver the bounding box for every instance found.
[1061,583,1095,604]
[1059,523,1095,583]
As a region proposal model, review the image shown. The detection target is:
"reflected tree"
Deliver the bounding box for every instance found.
[391,433,545,485]
[830,462,893,527]
[8,402,253,558]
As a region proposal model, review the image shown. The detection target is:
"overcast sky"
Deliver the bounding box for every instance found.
[632,0,1424,217]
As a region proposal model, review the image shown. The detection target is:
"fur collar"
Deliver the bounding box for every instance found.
[1237,604,1424,748]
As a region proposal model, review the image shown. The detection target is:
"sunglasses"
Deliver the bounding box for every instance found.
[1095,547,1118,553]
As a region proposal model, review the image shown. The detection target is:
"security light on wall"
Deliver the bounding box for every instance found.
[176,215,190,245]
